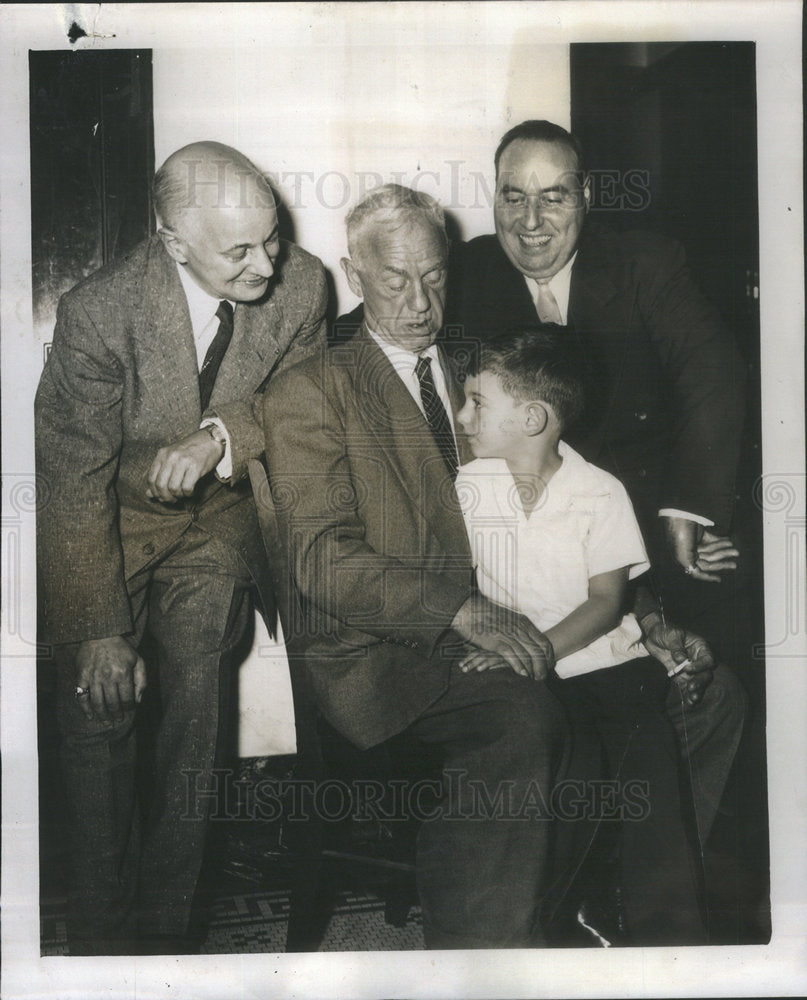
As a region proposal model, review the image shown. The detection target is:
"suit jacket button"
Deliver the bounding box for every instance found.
[636,410,648,421]
[190,507,199,522]
[638,468,647,478]
[143,542,155,555]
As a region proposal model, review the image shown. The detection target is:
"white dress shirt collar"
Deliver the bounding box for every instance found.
[366,326,455,430]
[176,263,235,369]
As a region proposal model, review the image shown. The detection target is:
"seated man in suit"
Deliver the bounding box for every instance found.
[445,120,747,856]
[36,141,327,954]
[264,183,568,949]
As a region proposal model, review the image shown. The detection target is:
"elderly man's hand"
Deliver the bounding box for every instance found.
[146,428,224,503]
[641,613,715,706]
[75,635,147,723]
[451,593,555,680]
[662,516,739,583]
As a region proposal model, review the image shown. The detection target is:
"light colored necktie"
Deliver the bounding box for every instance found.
[534,280,563,325]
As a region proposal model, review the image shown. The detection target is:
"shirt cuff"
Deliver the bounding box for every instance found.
[658,508,714,527]
[200,418,233,480]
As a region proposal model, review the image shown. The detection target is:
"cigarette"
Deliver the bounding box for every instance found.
[668,658,692,677]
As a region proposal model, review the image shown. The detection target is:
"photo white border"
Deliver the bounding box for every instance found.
[2,3,804,998]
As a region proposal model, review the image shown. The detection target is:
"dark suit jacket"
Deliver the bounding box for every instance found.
[445,227,746,537]
[262,324,474,749]
[36,235,327,645]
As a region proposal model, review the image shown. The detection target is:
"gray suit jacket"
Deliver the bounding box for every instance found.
[263,325,474,749]
[36,235,327,645]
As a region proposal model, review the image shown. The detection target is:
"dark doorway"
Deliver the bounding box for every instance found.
[571,41,768,944]
[29,49,155,341]
[30,49,155,952]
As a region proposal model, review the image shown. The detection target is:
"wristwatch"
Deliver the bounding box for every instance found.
[203,421,227,456]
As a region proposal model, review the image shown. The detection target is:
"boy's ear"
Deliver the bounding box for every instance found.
[524,401,549,436]
[158,227,189,265]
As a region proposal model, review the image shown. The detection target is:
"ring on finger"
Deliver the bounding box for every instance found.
[75,686,90,698]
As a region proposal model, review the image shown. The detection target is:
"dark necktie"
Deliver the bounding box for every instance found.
[414,354,459,479]
[199,301,234,411]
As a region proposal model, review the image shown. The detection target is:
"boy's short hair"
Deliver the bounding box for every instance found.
[472,326,587,432]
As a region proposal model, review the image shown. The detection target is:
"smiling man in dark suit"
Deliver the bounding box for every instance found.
[36,141,327,954]
[263,184,571,949]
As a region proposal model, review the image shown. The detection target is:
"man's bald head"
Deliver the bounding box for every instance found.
[153,141,275,232]
[154,142,280,303]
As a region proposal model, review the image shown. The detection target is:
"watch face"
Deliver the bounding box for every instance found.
[204,423,226,446]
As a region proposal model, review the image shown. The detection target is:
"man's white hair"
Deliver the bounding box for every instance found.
[345,183,447,266]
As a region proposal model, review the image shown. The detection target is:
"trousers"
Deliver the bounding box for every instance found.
[53,525,251,954]
[548,658,746,944]
[404,663,569,949]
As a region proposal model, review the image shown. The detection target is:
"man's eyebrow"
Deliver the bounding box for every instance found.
[380,258,447,277]
[500,182,571,196]
[222,227,279,252]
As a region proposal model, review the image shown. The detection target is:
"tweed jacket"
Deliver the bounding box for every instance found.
[262,324,474,749]
[445,227,746,536]
[36,235,327,645]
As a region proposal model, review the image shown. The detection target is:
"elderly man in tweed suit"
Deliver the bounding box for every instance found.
[36,142,327,954]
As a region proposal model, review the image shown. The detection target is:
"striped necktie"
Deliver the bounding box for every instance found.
[414,355,459,479]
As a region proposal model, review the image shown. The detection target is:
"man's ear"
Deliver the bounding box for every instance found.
[524,401,549,436]
[158,227,189,265]
[582,173,592,214]
[340,257,364,299]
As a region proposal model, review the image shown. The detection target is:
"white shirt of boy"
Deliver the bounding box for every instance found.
[456,441,650,679]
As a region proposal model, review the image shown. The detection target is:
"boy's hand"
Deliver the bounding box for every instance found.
[452,593,555,679]
[662,516,739,583]
[459,649,512,675]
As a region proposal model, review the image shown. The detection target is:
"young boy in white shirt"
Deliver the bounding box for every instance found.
[454,328,705,945]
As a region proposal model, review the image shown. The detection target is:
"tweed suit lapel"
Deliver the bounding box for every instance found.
[352,329,468,553]
[211,292,280,405]
[135,239,203,425]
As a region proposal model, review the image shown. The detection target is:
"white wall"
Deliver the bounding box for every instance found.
[153,8,570,313]
[151,12,570,755]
